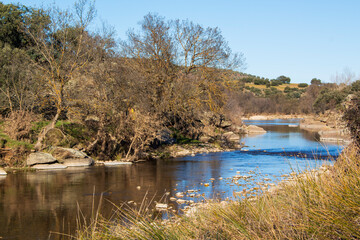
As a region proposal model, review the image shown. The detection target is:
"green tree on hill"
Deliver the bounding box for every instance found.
[311,78,322,85]
[276,75,291,84]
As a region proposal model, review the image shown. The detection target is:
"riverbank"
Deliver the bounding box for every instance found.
[75,144,360,240]
[0,113,348,172]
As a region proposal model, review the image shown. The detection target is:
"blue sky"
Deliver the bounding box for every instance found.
[4,0,360,83]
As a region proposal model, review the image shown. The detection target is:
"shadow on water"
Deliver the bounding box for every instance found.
[0,119,344,239]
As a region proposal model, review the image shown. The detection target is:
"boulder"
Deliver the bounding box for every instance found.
[51,147,94,166]
[246,125,267,134]
[26,152,57,166]
[0,168,7,175]
[218,120,232,128]
[52,147,88,159]
[32,163,67,170]
[223,131,240,141]
[229,125,245,134]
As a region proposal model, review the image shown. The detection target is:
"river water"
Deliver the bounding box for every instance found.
[0,119,343,239]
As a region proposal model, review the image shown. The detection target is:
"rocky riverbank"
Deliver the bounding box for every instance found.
[243,113,351,144]
[299,112,351,143]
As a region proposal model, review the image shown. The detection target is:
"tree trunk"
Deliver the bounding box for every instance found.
[34,109,61,151]
[125,133,137,161]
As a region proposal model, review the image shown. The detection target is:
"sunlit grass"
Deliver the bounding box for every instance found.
[245,83,302,91]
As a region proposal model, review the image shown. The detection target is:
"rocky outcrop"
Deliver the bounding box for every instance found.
[51,147,94,167]
[0,168,7,175]
[26,152,57,166]
[319,130,351,143]
[299,116,351,143]
[299,119,328,132]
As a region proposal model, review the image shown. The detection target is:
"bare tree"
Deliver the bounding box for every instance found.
[331,68,357,88]
[27,0,97,150]
[121,13,176,111]
[174,19,244,75]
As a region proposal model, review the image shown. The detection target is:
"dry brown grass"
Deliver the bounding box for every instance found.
[245,83,302,91]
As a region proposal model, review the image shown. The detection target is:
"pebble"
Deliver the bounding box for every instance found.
[176,199,186,204]
[155,203,168,211]
[175,192,184,198]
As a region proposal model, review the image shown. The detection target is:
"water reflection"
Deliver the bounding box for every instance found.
[0,119,343,239]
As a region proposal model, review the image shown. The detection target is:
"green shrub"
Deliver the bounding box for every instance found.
[298,83,308,88]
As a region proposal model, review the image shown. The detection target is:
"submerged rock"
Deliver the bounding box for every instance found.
[26,152,57,166]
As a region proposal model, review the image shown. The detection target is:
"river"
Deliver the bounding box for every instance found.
[0,119,343,239]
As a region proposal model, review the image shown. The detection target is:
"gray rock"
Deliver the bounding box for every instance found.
[230,125,244,134]
[0,168,7,175]
[52,147,94,166]
[246,125,267,134]
[26,152,57,166]
[52,147,89,159]
[32,163,67,170]
[223,131,240,141]
[62,158,94,167]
